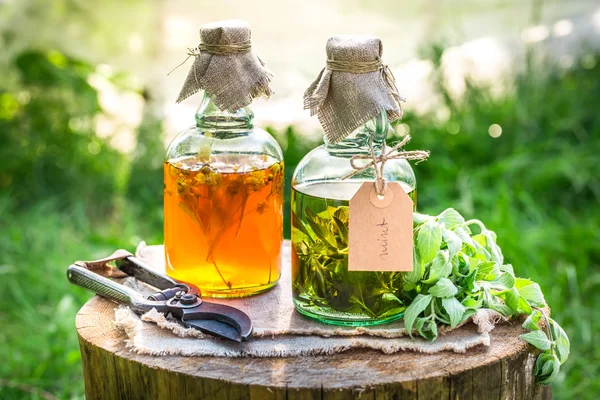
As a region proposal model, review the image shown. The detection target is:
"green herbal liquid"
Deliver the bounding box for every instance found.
[291,181,416,326]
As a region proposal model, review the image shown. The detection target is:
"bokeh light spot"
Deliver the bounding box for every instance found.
[594,8,600,32]
[581,54,597,70]
[447,122,460,135]
[87,141,101,155]
[560,55,574,69]
[395,123,410,137]
[553,19,573,37]
[488,124,502,138]
[521,25,550,43]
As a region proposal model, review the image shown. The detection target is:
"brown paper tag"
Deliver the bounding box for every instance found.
[348,182,413,272]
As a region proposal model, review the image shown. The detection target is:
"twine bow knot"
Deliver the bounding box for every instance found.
[341,134,430,196]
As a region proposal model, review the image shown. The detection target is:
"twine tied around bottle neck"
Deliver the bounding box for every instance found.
[341,134,430,196]
[198,40,252,55]
[326,58,406,106]
[304,36,408,144]
[168,40,252,76]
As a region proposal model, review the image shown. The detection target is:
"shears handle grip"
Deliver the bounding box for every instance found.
[67,263,155,312]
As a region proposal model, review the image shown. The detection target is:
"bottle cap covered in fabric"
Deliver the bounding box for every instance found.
[304,35,404,143]
[176,19,273,112]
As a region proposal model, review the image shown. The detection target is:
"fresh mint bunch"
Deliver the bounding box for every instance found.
[406,208,570,384]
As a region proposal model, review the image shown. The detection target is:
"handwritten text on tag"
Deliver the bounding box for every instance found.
[348,182,414,272]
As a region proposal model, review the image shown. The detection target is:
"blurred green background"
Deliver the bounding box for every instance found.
[1,0,598,399]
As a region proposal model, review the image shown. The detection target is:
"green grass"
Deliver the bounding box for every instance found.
[0,198,163,399]
[0,47,598,398]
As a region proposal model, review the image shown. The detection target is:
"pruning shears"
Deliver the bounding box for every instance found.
[67,249,252,342]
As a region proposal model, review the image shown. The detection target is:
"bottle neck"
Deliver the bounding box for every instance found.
[195,92,254,136]
[323,111,389,157]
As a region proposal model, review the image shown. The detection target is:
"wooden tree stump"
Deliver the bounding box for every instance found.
[75,242,551,400]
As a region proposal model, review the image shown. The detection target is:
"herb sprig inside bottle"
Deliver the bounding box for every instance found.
[164,20,284,298]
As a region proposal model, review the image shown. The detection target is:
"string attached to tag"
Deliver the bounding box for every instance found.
[341,134,429,196]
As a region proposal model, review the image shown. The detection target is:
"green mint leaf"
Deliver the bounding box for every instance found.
[317,209,332,219]
[522,309,543,331]
[436,208,465,228]
[311,242,338,257]
[292,211,314,241]
[442,227,462,257]
[442,297,466,328]
[429,319,438,340]
[483,230,504,265]
[549,318,570,363]
[292,237,310,256]
[333,206,349,223]
[378,306,407,319]
[428,277,458,298]
[500,263,515,276]
[413,212,431,225]
[415,317,438,340]
[464,269,481,293]
[417,220,442,264]
[494,272,516,290]
[515,277,533,288]
[534,353,547,375]
[475,261,497,280]
[520,330,552,351]
[304,206,337,249]
[534,353,561,385]
[454,226,476,248]
[450,254,461,276]
[459,308,478,324]
[472,234,493,260]
[291,225,313,249]
[332,215,348,245]
[502,287,520,313]
[516,280,546,307]
[517,295,533,314]
[404,294,432,338]
[461,296,482,309]
[423,250,451,284]
[467,256,481,272]
[480,272,515,292]
[404,248,424,285]
[414,317,427,337]
[487,295,514,316]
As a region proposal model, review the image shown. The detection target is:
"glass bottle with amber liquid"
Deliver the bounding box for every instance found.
[164,20,283,297]
[165,93,283,297]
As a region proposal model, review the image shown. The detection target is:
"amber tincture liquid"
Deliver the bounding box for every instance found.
[164,155,284,297]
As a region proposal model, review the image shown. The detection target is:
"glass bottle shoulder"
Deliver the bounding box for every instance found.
[165,93,283,168]
[166,125,283,164]
[292,143,416,200]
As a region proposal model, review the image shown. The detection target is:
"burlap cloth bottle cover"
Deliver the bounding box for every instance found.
[175,19,273,112]
[114,29,505,357]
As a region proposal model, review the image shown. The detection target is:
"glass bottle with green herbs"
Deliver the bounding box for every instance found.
[164,20,284,297]
[291,35,418,325]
